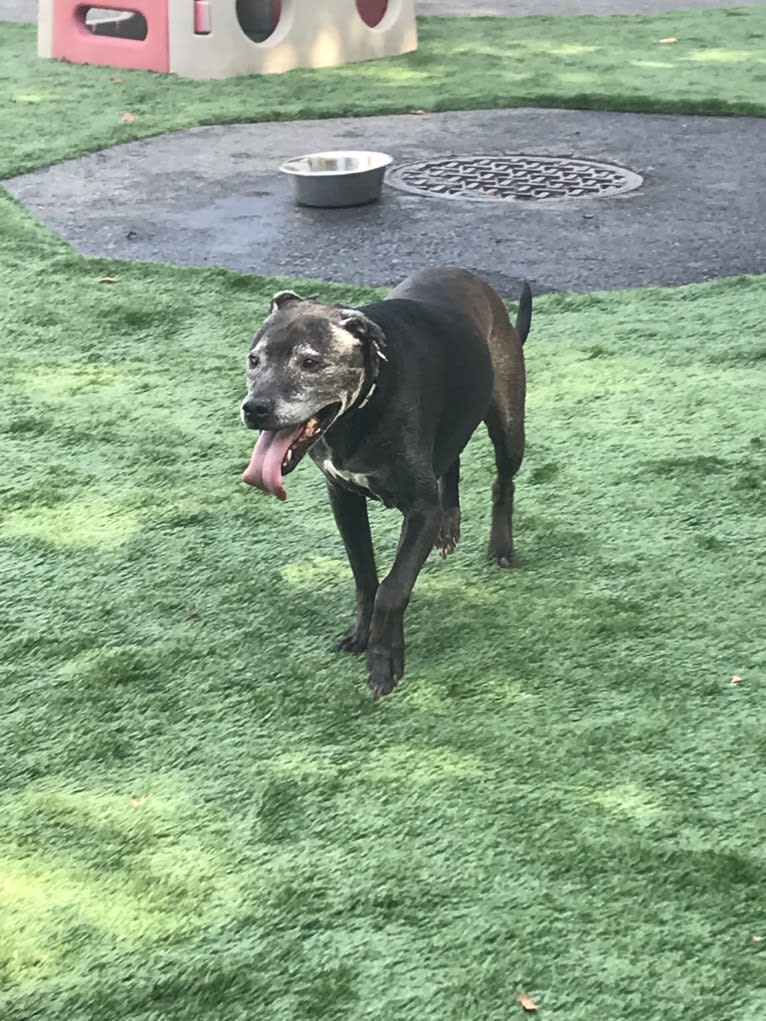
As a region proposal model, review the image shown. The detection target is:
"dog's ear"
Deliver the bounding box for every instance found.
[270,290,305,313]
[338,309,387,352]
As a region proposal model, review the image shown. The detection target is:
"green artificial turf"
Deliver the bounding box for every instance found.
[1,188,765,1019]
[2,4,766,1014]
[2,6,766,177]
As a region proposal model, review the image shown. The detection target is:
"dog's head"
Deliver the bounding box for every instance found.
[240,290,386,500]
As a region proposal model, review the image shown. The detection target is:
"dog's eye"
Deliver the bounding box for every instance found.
[248,353,259,369]
[302,357,320,370]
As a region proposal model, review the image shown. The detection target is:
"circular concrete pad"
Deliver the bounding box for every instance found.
[6,107,765,297]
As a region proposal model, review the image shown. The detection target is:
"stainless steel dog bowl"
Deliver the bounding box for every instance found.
[279,151,393,208]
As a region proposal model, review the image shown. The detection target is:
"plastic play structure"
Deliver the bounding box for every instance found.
[37,0,417,78]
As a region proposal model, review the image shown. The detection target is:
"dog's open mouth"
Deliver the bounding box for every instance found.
[241,403,340,500]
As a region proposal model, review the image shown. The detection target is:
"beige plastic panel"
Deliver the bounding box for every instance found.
[169,0,416,79]
[38,0,54,56]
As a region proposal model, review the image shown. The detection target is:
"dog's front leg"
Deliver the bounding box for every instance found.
[327,480,379,653]
[367,492,441,699]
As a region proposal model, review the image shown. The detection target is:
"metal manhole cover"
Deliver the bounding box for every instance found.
[386,154,643,202]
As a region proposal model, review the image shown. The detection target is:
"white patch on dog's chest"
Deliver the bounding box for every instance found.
[322,458,374,493]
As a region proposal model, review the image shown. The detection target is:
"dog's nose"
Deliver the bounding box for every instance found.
[241,397,273,428]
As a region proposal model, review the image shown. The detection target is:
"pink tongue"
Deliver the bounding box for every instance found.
[242,425,305,500]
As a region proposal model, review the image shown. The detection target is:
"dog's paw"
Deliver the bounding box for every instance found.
[367,649,404,700]
[435,508,461,559]
[337,632,368,654]
[488,545,516,569]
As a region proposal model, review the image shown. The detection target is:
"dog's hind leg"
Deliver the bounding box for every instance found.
[485,402,524,569]
[435,458,461,558]
[480,281,529,569]
[327,481,379,653]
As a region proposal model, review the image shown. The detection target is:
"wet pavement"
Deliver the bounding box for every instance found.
[4,0,765,295]
[6,106,765,297]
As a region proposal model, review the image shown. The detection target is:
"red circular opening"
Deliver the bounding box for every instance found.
[356,0,388,28]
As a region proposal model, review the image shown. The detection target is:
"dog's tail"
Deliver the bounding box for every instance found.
[515,280,532,345]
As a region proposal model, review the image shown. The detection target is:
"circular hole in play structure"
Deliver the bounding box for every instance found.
[236,0,281,43]
[356,0,388,28]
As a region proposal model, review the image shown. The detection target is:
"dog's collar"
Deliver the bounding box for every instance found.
[357,380,377,410]
[353,338,387,411]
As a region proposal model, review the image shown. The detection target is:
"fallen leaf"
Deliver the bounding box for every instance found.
[517,993,539,1013]
[731,675,743,686]
[409,108,426,115]
[121,112,138,122]
[659,37,678,44]
[98,275,119,284]
[749,934,763,942]
[112,75,123,84]
[129,796,149,808]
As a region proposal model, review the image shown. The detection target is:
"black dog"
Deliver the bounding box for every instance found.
[241,267,531,698]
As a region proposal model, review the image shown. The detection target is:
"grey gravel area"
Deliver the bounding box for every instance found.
[6,107,765,297]
[1,0,34,22]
